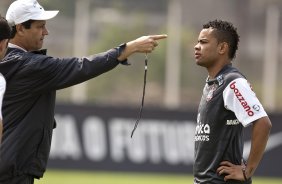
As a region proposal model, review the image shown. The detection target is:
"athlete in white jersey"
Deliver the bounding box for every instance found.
[193,20,272,184]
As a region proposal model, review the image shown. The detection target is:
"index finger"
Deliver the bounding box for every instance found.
[149,34,168,40]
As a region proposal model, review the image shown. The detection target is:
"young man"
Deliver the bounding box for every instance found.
[193,20,272,184]
[0,0,166,183]
[0,15,11,143]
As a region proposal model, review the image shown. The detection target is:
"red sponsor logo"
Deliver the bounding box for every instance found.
[230,81,254,116]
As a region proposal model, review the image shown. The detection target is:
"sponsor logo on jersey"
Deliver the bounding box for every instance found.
[206,85,217,102]
[217,75,224,86]
[226,119,240,125]
[195,113,210,142]
[252,104,260,111]
[229,81,254,116]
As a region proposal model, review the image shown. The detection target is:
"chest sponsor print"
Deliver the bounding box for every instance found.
[195,113,210,142]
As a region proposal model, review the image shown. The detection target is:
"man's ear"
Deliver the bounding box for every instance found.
[0,40,5,58]
[0,40,4,53]
[218,42,229,55]
[0,39,8,59]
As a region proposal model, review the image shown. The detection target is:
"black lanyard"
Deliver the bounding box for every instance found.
[131,54,148,138]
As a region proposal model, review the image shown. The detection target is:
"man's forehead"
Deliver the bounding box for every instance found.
[31,20,46,25]
[199,28,215,39]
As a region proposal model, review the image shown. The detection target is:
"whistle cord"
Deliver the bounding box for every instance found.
[131,54,148,138]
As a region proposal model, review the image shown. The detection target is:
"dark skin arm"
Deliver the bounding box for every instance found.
[216,116,272,181]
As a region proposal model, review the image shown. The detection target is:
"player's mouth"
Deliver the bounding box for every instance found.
[195,52,201,59]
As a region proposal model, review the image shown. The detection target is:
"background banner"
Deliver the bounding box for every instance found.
[48,104,282,177]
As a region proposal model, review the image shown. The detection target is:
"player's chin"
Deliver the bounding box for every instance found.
[195,60,204,66]
[36,43,44,50]
[196,59,210,68]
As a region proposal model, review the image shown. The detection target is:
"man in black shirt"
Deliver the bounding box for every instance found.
[193,20,272,184]
[0,0,167,183]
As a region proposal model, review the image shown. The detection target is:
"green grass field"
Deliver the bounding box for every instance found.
[35,170,282,184]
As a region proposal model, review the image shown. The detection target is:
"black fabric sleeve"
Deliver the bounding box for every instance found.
[19,47,126,94]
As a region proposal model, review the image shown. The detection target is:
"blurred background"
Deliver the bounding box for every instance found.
[1,0,282,111]
[1,0,282,183]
